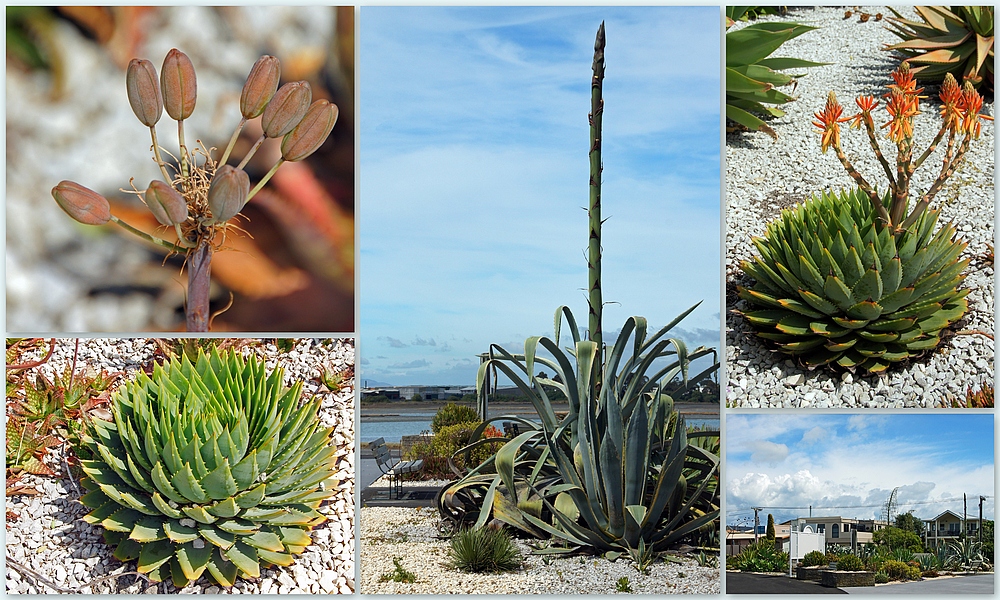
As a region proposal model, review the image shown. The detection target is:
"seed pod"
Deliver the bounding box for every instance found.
[261,81,311,138]
[281,100,339,162]
[144,180,188,226]
[207,165,250,223]
[241,55,280,119]
[51,181,111,226]
[126,59,162,127]
[160,48,197,120]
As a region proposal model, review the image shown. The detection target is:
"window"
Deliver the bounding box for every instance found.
[832,524,840,538]
[817,524,826,533]
[844,523,850,532]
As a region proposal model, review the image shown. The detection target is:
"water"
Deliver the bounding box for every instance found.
[361,417,719,444]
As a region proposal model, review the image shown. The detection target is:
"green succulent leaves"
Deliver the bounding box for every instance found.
[80,349,338,587]
[738,188,969,373]
[725,17,826,138]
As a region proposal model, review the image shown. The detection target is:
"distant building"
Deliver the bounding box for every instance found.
[788,517,888,550]
[923,510,980,550]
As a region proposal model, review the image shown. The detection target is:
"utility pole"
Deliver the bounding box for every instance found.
[753,507,761,544]
[980,496,985,546]
[964,494,968,541]
[809,505,813,518]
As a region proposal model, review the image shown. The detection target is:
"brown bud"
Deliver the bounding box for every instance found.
[281,100,339,162]
[51,181,111,226]
[207,165,250,223]
[241,55,281,119]
[144,180,188,226]
[126,59,162,127]
[160,48,197,120]
[261,81,311,138]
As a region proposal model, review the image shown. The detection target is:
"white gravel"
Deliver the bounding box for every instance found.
[360,507,720,594]
[726,6,994,408]
[5,338,355,594]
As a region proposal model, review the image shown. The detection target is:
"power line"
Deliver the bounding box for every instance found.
[729,495,994,515]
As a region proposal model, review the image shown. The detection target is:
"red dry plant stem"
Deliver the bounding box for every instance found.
[911,121,950,171]
[6,339,56,371]
[833,145,888,224]
[185,240,213,332]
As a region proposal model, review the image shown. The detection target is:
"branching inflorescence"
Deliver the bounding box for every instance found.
[52,50,339,331]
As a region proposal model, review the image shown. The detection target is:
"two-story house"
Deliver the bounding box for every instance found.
[922,510,980,550]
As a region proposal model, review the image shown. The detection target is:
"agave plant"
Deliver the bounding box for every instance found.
[886,6,995,94]
[726,12,825,138]
[738,64,989,372]
[436,23,720,565]
[79,348,338,587]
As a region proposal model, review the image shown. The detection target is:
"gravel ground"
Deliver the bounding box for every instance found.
[360,507,720,594]
[5,338,355,594]
[726,6,995,408]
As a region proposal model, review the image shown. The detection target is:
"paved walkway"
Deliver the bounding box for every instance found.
[726,572,847,594]
[843,574,994,594]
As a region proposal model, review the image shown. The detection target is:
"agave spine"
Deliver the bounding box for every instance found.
[738,188,969,373]
[80,348,339,587]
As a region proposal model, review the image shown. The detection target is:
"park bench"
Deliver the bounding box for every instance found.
[368,437,423,499]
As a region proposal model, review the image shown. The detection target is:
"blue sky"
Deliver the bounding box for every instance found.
[727,414,995,526]
[359,7,721,386]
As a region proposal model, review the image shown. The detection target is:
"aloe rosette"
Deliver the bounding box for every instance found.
[737,188,969,373]
[79,349,338,587]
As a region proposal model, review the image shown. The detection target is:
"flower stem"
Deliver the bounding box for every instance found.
[109,216,187,253]
[588,22,605,364]
[149,127,173,184]
[237,133,266,171]
[186,240,213,332]
[246,159,285,203]
[218,118,247,167]
[178,119,189,185]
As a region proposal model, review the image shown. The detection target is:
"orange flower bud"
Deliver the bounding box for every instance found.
[126,59,162,127]
[281,100,339,162]
[144,180,188,226]
[261,81,311,138]
[207,165,250,223]
[51,181,111,226]
[160,48,197,120]
[241,55,281,119]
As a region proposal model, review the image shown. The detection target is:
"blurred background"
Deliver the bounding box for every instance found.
[6,6,355,333]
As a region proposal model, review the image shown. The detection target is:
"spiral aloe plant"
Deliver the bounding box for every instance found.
[436,23,720,566]
[79,348,338,587]
[738,63,990,372]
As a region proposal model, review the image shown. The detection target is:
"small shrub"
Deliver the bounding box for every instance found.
[615,577,632,593]
[379,557,417,583]
[730,540,788,572]
[802,550,827,567]
[431,402,480,433]
[882,560,921,581]
[874,571,890,584]
[450,527,523,573]
[922,570,939,578]
[836,554,865,571]
[408,420,505,478]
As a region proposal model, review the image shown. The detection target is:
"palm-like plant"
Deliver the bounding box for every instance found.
[436,23,720,565]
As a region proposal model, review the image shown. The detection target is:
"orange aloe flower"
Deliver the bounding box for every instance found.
[938,74,964,131]
[883,89,919,143]
[848,95,878,129]
[959,81,990,138]
[814,92,848,153]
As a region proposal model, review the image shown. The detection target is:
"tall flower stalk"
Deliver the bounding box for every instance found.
[588,23,606,366]
[52,50,339,331]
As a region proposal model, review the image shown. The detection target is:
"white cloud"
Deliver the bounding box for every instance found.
[801,426,826,445]
[749,441,789,465]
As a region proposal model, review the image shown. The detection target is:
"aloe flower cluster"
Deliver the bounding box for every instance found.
[812,62,989,234]
[51,49,339,331]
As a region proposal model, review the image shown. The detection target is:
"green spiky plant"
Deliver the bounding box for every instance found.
[726,10,825,138]
[885,6,995,95]
[436,23,720,567]
[737,63,989,373]
[79,348,338,587]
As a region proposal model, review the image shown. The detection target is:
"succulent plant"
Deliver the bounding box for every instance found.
[79,348,338,587]
[51,49,339,331]
[739,64,989,373]
[885,6,994,94]
[726,16,825,138]
[437,23,720,566]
